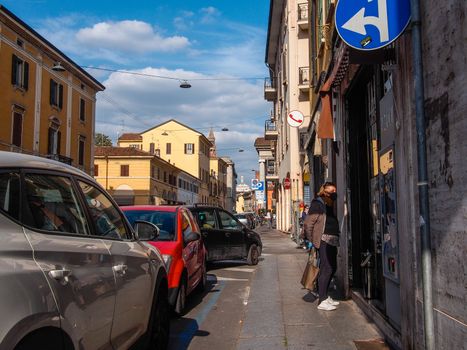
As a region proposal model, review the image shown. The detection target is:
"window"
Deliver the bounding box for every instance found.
[184,143,195,154]
[120,165,129,177]
[179,178,182,187]
[78,136,85,166]
[79,98,86,122]
[11,54,29,90]
[94,164,99,176]
[166,143,171,154]
[196,209,217,229]
[181,211,194,241]
[0,171,20,220]
[218,210,241,230]
[164,171,167,182]
[48,125,61,155]
[16,39,24,47]
[124,210,176,241]
[49,79,63,108]
[78,181,129,239]
[12,111,23,147]
[24,174,90,234]
[149,142,155,154]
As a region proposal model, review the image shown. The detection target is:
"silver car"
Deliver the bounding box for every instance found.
[0,151,170,350]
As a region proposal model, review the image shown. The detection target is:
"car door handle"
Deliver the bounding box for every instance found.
[113,264,128,275]
[225,232,231,238]
[49,269,72,285]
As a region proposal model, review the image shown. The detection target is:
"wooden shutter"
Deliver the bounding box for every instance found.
[94,164,99,176]
[23,61,29,90]
[80,98,85,121]
[49,79,55,105]
[47,127,54,154]
[11,55,18,85]
[12,113,22,147]
[58,84,64,109]
[56,131,61,155]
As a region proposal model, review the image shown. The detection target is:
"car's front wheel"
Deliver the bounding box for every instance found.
[174,276,187,316]
[247,244,259,265]
[147,285,170,350]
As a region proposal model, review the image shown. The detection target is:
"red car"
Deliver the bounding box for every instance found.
[122,205,207,315]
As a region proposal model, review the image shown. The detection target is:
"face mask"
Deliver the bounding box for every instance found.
[330,193,337,201]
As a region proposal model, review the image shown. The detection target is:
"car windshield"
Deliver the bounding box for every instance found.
[235,214,246,219]
[124,210,176,241]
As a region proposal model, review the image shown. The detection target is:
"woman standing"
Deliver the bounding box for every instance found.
[303,182,340,311]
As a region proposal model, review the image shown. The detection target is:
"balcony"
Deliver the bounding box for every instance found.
[264,120,278,140]
[297,3,309,30]
[46,154,73,165]
[264,78,277,101]
[298,66,310,92]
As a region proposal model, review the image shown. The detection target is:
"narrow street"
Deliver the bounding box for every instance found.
[169,227,386,350]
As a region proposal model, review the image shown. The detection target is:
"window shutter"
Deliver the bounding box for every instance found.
[184,144,187,154]
[11,55,18,85]
[192,144,195,154]
[47,127,54,154]
[56,131,61,155]
[58,84,64,109]
[49,79,55,105]
[12,113,22,147]
[23,61,29,90]
[80,98,85,121]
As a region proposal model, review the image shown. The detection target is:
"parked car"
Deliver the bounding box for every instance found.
[187,205,262,265]
[0,151,170,350]
[122,205,207,315]
[234,213,251,228]
[243,212,257,229]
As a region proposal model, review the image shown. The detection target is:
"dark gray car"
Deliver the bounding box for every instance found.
[0,151,170,350]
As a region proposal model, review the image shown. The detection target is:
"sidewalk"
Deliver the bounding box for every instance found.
[237,228,388,350]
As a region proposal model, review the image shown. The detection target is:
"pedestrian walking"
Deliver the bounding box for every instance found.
[303,182,340,311]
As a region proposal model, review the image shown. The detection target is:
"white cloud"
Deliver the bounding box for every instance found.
[173,11,195,31]
[76,20,190,53]
[200,6,221,24]
[95,67,269,177]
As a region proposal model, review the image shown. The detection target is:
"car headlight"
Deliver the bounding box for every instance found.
[162,254,172,272]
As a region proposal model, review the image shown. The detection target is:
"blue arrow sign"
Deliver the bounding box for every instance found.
[336,0,411,51]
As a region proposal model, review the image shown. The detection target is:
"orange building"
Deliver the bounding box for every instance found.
[0,5,104,173]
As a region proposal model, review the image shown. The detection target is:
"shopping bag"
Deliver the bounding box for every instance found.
[300,252,319,290]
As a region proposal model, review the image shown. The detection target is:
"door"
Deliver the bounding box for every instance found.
[195,208,223,261]
[217,209,245,259]
[22,172,115,350]
[77,180,155,350]
[181,210,201,293]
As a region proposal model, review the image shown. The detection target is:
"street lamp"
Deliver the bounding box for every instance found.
[52,62,66,72]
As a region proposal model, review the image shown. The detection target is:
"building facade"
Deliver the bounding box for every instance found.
[0,5,104,174]
[221,156,238,213]
[263,0,467,349]
[264,0,311,232]
[94,146,200,205]
[118,119,213,203]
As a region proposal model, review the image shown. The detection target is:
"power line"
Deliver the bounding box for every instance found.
[82,66,266,82]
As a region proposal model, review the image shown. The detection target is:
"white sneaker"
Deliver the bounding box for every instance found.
[325,296,340,306]
[317,301,337,311]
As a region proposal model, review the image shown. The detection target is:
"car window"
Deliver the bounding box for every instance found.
[195,209,217,229]
[181,211,194,240]
[78,181,129,240]
[0,171,20,220]
[218,210,242,230]
[24,174,90,235]
[124,210,176,241]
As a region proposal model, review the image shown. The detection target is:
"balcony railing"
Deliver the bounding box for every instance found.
[264,77,277,101]
[297,3,309,29]
[266,160,278,179]
[265,120,278,140]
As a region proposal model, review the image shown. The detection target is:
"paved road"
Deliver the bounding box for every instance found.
[168,226,386,350]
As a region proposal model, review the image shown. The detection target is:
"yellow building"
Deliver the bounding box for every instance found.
[207,129,228,207]
[118,119,212,203]
[0,5,105,173]
[94,146,200,205]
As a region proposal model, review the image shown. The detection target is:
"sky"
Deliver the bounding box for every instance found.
[2,0,271,186]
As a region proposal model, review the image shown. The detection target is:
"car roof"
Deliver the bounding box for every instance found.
[0,151,94,181]
[121,205,181,212]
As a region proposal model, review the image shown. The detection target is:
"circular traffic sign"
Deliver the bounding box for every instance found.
[283,177,291,189]
[335,0,411,51]
[287,110,304,128]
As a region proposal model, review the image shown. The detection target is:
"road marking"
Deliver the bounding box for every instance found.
[208,275,249,282]
[222,267,255,273]
[241,286,251,306]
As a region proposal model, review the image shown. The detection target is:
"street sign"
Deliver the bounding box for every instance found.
[255,190,265,202]
[251,178,259,190]
[283,177,291,190]
[287,110,304,128]
[335,0,411,51]
[256,181,264,191]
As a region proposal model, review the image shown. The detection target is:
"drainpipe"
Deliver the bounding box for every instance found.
[410,0,434,349]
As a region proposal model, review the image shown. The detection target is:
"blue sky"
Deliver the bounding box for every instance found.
[2,0,271,185]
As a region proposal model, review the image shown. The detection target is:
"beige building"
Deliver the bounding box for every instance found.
[0,5,104,174]
[118,119,213,203]
[94,146,200,205]
[263,0,311,231]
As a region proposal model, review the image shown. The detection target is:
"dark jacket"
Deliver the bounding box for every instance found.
[302,198,326,249]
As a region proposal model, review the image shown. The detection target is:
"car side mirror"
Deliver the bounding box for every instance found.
[184,231,200,244]
[134,220,159,241]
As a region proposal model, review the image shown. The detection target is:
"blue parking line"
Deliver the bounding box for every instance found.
[171,280,225,350]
